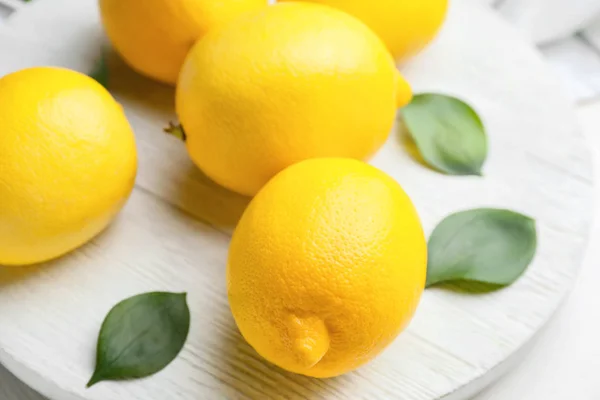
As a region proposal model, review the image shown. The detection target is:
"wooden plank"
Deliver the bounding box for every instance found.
[475,100,600,400]
[0,0,594,399]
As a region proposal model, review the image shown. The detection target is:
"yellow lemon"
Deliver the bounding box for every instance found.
[99,0,267,84]
[282,0,449,61]
[0,67,137,266]
[227,158,426,377]
[176,3,412,196]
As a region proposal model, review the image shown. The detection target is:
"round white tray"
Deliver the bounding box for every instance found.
[0,0,594,399]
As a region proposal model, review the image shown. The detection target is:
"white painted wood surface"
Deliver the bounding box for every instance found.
[475,102,600,400]
[0,0,594,399]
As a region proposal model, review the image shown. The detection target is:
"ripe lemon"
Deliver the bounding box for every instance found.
[176,3,412,196]
[282,0,449,61]
[99,0,267,84]
[227,158,426,377]
[0,67,137,266]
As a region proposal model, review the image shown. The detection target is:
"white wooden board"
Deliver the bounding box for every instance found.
[0,0,594,399]
[475,101,600,400]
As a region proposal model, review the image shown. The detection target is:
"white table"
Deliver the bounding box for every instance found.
[0,0,596,400]
[4,101,600,399]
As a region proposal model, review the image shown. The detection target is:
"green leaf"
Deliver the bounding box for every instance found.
[426,208,537,287]
[89,53,109,89]
[87,292,190,387]
[401,93,487,176]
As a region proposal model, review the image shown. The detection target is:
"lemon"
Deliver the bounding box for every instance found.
[227,158,426,377]
[176,3,412,196]
[99,0,267,84]
[0,67,137,266]
[282,0,449,61]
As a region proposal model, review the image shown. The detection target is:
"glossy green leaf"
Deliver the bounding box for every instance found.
[89,53,109,89]
[426,208,537,287]
[401,93,487,176]
[87,292,190,387]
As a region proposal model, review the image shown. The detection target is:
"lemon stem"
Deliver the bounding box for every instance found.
[164,122,187,142]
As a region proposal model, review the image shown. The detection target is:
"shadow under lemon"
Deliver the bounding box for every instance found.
[0,264,47,286]
[0,220,123,287]
[104,49,175,117]
[163,160,252,235]
[429,280,505,294]
[212,311,345,399]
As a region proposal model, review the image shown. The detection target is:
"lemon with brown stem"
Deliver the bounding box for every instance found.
[175,3,412,196]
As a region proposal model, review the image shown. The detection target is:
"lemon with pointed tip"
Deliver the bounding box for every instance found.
[99,0,267,84]
[282,0,449,61]
[0,67,137,266]
[227,158,426,377]
[177,2,412,196]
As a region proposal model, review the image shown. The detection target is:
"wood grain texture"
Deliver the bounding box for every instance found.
[475,101,600,400]
[0,0,594,399]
